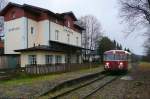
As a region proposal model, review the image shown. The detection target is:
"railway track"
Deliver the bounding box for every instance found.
[82,76,118,99]
[49,73,119,99]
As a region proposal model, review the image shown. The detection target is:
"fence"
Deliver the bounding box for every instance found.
[24,63,100,75]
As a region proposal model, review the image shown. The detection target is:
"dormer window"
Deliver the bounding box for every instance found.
[67,21,70,27]
[56,19,58,23]
[11,11,16,19]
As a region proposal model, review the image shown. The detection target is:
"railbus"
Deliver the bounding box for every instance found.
[104,50,131,71]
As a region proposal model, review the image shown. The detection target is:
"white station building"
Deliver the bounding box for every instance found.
[0,3,84,67]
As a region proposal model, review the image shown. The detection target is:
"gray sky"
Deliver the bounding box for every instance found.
[10,0,146,55]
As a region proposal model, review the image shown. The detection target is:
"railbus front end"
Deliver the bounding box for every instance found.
[104,50,130,72]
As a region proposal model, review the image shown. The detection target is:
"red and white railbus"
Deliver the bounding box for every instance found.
[104,50,131,71]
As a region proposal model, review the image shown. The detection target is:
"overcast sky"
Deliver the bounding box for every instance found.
[10,0,146,55]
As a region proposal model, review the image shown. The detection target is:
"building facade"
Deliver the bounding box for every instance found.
[0,3,84,67]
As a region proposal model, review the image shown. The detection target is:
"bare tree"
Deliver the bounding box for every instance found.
[119,0,150,33]
[119,0,150,56]
[78,15,103,61]
[0,0,9,11]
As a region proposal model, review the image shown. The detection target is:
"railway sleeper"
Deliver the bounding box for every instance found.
[39,71,104,97]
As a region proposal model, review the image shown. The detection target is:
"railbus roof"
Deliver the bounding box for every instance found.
[104,50,131,55]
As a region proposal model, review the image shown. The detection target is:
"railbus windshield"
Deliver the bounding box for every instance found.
[104,54,127,61]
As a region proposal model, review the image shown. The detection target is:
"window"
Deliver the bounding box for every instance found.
[115,54,127,60]
[76,55,79,63]
[31,27,34,34]
[28,55,37,65]
[104,54,127,61]
[45,55,53,64]
[67,21,70,27]
[104,54,115,61]
[55,55,62,64]
[11,11,16,18]
[55,19,58,23]
[67,34,70,43]
[65,54,71,63]
[76,37,79,45]
[55,30,59,40]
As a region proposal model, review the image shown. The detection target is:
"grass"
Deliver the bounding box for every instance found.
[0,65,102,87]
[139,62,150,66]
[0,65,103,97]
[139,62,150,70]
[0,67,103,97]
[0,73,60,86]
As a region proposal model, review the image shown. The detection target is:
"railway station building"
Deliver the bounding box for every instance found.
[0,3,84,67]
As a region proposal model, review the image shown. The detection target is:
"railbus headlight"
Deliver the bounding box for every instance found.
[119,62,123,69]
[105,62,110,68]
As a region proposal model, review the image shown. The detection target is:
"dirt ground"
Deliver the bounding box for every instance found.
[89,62,150,99]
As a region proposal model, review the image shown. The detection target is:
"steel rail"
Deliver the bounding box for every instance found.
[82,76,119,99]
[49,74,108,99]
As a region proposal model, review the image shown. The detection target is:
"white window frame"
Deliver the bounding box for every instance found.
[31,27,34,34]
[45,55,53,64]
[76,37,79,46]
[67,34,70,43]
[11,11,16,19]
[67,21,70,27]
[28,55,37,65]
[55,30,59,40]
[55,55,62,64]
[56,19,58,23]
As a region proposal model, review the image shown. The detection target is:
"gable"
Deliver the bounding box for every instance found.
[64,15,74,27]
[4,7,24,21]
